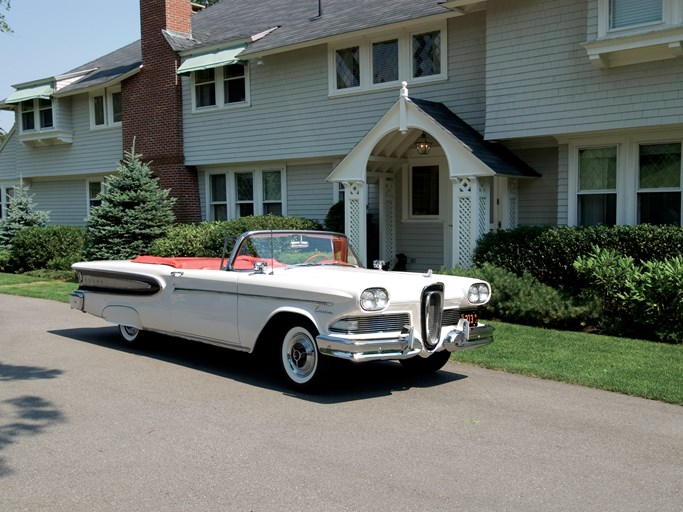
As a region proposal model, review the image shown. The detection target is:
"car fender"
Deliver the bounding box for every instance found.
[102,305,142,329]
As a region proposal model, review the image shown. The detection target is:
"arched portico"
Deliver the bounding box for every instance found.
[327,83,537,270]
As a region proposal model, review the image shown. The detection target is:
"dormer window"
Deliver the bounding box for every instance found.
[20,100,35,131]
[19,98,53,131]
[178,45,249,111]
[191,63,248,110]
[38,98,53,128]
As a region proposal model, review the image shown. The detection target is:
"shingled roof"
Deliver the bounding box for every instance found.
[19,1,456,100]
[410,98,541,178]
[187,0,455,56]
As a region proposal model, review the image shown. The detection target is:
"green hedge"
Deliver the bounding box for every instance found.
[149,215,324,257]
[442,263,595,330]
[575,248,683,343]
[10,225,85,272]
[473,225,683,290]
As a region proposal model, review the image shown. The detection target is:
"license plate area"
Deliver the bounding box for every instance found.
[459,310,478,327]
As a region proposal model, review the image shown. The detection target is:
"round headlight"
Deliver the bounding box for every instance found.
[476,283,490,302]
[360,288,389,311]
[468,283,490,304]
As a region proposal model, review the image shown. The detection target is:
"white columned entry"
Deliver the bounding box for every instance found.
[343,180,367,266]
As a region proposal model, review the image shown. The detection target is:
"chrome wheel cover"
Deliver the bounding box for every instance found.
[119,324,140,343]
[282,328,318,384]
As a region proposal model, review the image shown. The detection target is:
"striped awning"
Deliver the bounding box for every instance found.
[176,46,245,75]
[5,84,55,104]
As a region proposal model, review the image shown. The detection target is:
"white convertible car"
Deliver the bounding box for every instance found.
[71,230,493,390]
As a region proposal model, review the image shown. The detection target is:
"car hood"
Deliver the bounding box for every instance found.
[265,265,487,304]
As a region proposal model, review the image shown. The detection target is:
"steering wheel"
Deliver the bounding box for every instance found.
[304,253,329,264]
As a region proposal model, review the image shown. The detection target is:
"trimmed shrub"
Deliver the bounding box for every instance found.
[442,263,594,330]
[324,201,344,233]
[10,225,85,272]
[150,215,324,257]
[474,225,683,290]
[0,249,10,272]
[575,247,683,343]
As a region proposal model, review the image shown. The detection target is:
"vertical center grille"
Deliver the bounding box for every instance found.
[422,283,444,350]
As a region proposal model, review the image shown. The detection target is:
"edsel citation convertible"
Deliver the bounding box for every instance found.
[71,230,493,390]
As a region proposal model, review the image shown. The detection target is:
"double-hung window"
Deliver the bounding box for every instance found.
[0,186,14,220]
[609,0,664,31]
[330,24,446,95]
[19,98,53,132]
[577,147,617,226]
[91,88,122,128]
[20,100,35,131]
[86,180,106,214]
[193,63,248,110]
[571,139,682,226]
[209,169,284,220]
[638,143,681,225]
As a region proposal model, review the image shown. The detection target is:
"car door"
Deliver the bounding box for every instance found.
[167,269,240,346]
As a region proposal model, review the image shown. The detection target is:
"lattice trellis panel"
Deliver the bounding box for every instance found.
[455,177,475,267]
[382,177,396,264]
[477,179,490,239]
[344,181,363,259]
[508,179,518,228]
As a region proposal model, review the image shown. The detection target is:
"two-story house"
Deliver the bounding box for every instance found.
[1,0,682,270]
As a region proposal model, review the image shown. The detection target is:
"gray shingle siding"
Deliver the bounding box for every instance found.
[485,0,683,140]
[183,14,488,165]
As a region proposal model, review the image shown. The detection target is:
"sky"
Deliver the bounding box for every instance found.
[0,0,141,132]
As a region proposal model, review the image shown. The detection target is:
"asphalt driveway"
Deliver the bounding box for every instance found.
[1,294,681,511]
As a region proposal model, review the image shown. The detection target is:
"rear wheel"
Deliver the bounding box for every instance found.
[400,351,451,374]
[279,322,328,391]
[118,324,145,345]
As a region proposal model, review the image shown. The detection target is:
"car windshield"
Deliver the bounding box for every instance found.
[229,231,362,270]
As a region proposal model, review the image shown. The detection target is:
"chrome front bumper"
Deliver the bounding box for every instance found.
[317,321,494,362]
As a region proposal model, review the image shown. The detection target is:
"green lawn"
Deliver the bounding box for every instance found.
[2,272,682,405]
[453,321,683,405]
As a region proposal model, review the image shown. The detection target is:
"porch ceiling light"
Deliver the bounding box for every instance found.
[416,132,432,154]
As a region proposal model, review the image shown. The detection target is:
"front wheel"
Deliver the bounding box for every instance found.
[117,324,145,345]
[279,323,328,391]
[400,351,451,374]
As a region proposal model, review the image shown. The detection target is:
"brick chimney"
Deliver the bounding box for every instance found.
[122,0,201,223]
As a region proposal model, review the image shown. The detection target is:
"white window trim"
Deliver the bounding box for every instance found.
[0,184,14,220]
[598,0,681,37]
[190,64,251,113]
[584,0,683,68]
[328,22,448,97]
[18,98,53,134]
[89,87,122,130]
[206,166,286,221]
[85,179,106,218]
[567,132,683,226]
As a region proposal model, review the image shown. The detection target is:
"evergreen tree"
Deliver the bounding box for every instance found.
[84,148,176,260]
[0,182,50,250]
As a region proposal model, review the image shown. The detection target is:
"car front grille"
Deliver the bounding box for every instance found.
[329,313,410,334]
[422,284,444,350]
